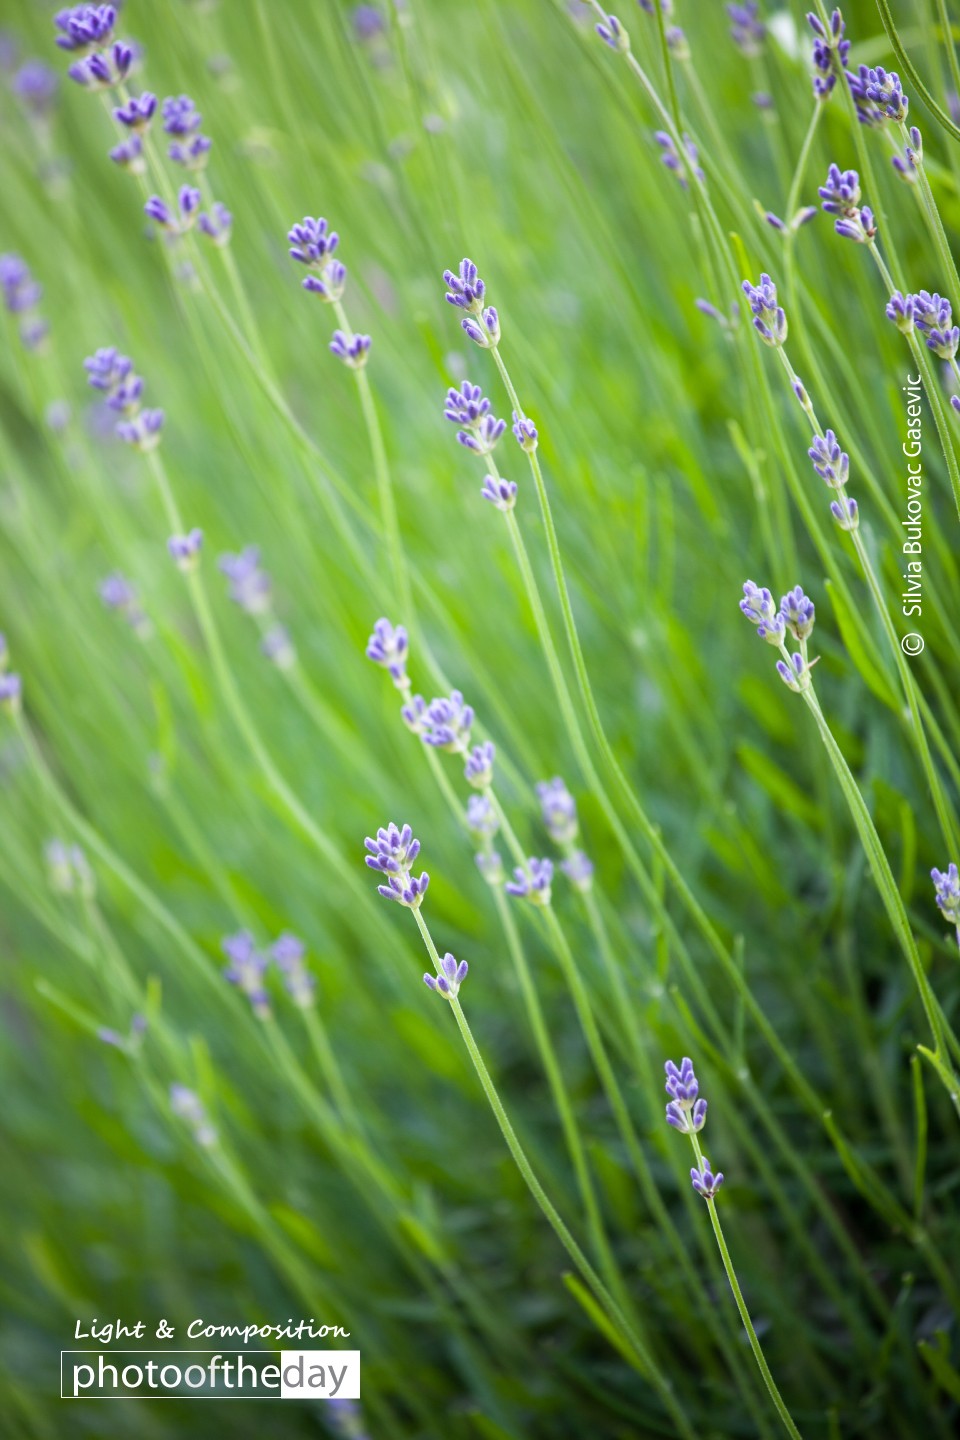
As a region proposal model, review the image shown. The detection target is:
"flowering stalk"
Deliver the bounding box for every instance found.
[663,1058,804,1439]
[402,899,695,1438]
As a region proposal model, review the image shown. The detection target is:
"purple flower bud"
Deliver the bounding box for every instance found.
[13,60,59,116]
[330,329,371,368]
[505,857,553,906]
[776,651,813,691]
[742,272,787,346]
[364,822,421,876]
[457,414,506,455]
[739,580,784,641]
[834,205,877,243]
[67,41,131,90]
[560,849,594,892]
[665,1055,708,1134]
[595,12,629,52]
[818,162,860,216]
[690,1157,724,1199]
[167,528,203,570]
[830,496,859,531]
[808,429,849,488]
[536,776,579,845]
[110,133,145,173]
[780,585,815,640]
[169,133,212,170]
[444,381,492,427]
[198,201,233,248]
[222,929,271,1019]
[420,690,474,750]
[0,253,42,315]
[512,411,538,452]
[654,130,704,188]
[271,932,315,1008]
[218,546,272,614]
[424,951,468,999]
[443,257,486,312]
[162,93,202,135]
[727,3,765,58]
[461,306,500,348]
[366,617,409,686]
[847,63,908,126]
[54,5,117,54]
[114,91,156,129]
[115,408,165,451]
[931,863,960,926]
[480,475,518,512]
[0,671,22,713]
[466,794,499,838]
[302,261,346,301]
[464,740,495,788]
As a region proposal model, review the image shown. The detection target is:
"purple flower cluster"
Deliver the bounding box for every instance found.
[808,429,849,488]
[912,290,959,360]
[847,64,909,127]
[654,131,704,189]
[741,273,786,347]
[330,330,371,369]
[288,215,347,302]
[67,40,132,91]
[198,202,233,247]
[740,581,820,692]
[807,9,849,99]
[444,382,506,456]
[12,60,59,117]
[404,690,475,751]
[54,5,116,53]
[466,794,500,839]
[664,1057,707,1135]
[464,741,496,788]
[0,253,48,350]
[222,930,272,1020]
[595,11,629,52]
[932,863,960,929]
[84,346,166,451]
[443,259,500,348]
[145,185,202,235]
[365,823,430,910]
[218,546,272,615]
[892,127,923,183]
[727,3,765,58]
[100,572,151,637]
[819,164,875,243]
[271,932,316,1008]
[168,529,204,570]
[560,850,594,892]
[366,617,409,687]
[261,623,296,669]
[424,951,468,1000]
[481,475,518,513]
[690,1157,724,1199]
[536,777,579,846]
[505,857,553,907]
[114,91,156,131]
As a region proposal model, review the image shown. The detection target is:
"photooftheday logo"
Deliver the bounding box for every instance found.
[62,1350,360,1400]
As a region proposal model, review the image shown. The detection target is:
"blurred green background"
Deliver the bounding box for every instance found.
[2,0,960,1435]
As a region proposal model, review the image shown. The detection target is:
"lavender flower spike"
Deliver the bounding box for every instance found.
[424,952,469,999]
[664,1056,708,1135]
[289,215,346,301]
[116,409,165,452]
[780,585,815,641]
[366,617,408,687]
[830,497,859,532]
[742,273,787,346]
[330,330,371,369]
[67,42,132,91]
[808,9,849,99]
[505,857,553,906]
[114,92,156,130]
[198,202,233,248]
[444,380,491,427]
[776,651,815,692]
[690,1157,724,1199]
[162,94,202,135]
[458,415,506,457]
[145,185,201,234]
[931,864,960,926]
[167,529,204,571]
[462,306,500,349]
[834,205,877,244]
[847,64,909,127]
[481,475,518,512]
[464,741,495,788]
[739,580,785,643]
[536,776,579,845]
